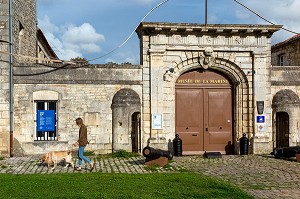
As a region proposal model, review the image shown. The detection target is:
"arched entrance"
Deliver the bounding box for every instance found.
[272,89,300,149]
[276,112,289,148]
[111,89,141,152]
[175,69,233,154]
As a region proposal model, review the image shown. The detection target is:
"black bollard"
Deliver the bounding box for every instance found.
[173,134,182,156]
[239,133,249,155]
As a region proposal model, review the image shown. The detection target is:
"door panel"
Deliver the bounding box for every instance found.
[175,89,204,151]
[131,112,141,153]
[276,112,289,148]
[204,89,232,151]
[175,70,233,153]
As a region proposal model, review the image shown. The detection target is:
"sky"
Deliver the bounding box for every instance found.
[37,0,300,64]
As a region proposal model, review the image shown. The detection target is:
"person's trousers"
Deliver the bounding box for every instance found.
[78,145,90,166]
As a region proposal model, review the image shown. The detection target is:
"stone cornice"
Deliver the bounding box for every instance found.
[136,22,282,38]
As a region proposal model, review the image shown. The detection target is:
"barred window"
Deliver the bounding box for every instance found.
[34,101,57,141]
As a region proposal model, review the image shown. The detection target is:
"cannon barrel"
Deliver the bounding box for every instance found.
[142,146,173,160]
[271,146,300,159]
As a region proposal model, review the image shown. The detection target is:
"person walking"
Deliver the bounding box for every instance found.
[74,117,94,171]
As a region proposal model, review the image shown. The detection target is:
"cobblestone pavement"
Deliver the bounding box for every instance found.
[0,154,300,199]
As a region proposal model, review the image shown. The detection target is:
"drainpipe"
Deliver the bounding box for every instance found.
[251,52,256,154]
[9,0,14,157]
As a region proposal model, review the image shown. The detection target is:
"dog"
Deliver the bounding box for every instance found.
[40,150,74,170]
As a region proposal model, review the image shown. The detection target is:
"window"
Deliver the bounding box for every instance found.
[35,101,57,141]
[278,54,285,66]
[18,22,24,55]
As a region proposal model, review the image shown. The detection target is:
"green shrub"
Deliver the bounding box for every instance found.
[110,150,140,158]
[84,151,95,156]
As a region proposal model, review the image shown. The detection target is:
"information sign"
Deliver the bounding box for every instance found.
[152,114,163,129]
[256,115,265,123]
[37,110,55,131]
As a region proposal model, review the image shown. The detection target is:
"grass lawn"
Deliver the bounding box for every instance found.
[0,172,253,199]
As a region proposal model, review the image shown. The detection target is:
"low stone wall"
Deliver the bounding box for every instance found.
[13,63,143,155]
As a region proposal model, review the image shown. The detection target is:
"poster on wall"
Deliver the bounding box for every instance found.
[152,114,163,129]
[37,110,55,131]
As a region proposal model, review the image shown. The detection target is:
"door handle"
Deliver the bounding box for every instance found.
[192,134,197,136]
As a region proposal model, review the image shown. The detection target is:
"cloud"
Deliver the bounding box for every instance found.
[38,15,59,33]
[232,0,300,43]
[104,51,139,64]
[38,16,105,60]
[62,23,105,53]
[234,1,300,29]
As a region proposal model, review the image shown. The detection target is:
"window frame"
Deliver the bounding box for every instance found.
[278,54,285,66]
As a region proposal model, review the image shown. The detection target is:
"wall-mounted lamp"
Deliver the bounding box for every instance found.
[247,70,256,75]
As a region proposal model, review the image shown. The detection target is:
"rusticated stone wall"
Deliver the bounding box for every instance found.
[12,0,37,63]
[0,0,37,155]
[0,0,10,155]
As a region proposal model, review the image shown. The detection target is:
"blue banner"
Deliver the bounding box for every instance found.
[37,110,55,131]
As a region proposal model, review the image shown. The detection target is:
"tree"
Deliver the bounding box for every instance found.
[70,57,89,65]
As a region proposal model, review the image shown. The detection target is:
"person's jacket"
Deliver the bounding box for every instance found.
[78,124,89,147]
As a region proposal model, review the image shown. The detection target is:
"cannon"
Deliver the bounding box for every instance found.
[142,146,173,167]
[271,146,300,159]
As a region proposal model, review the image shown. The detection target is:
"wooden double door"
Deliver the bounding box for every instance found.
[175,70,233,153]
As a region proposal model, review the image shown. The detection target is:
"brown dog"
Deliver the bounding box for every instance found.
[41,151,74,170]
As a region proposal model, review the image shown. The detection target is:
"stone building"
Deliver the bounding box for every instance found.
[271,34,300,149]
[136,22,282,155]
[271,34,300,66]
[0,0,57,156]
[1,0,300,156]
[12,22,283,156]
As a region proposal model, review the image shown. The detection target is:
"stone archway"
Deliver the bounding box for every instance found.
[111,89,141,152]
[175,69,234,154]
[169,56,250,154]
[272,89,300,148]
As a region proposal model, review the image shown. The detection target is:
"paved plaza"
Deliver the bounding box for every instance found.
[0,154,300,199]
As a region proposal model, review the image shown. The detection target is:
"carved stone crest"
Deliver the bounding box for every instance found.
[199,47,215,69]
[163,69,174,82]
